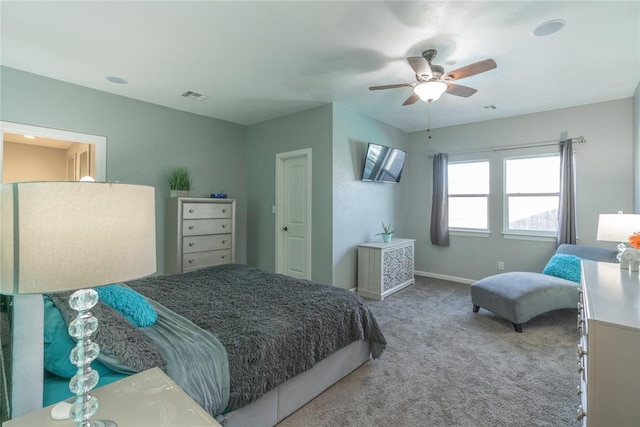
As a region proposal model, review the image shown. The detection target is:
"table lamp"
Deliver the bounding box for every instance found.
[1,181,156,426]
[596,212,640,268]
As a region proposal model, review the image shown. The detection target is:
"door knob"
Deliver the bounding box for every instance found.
[282,226,288,231]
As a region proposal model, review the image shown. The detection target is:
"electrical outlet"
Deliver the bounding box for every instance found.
[498,261,505,270]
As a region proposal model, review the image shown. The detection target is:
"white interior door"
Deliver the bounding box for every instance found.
[276,149,312,280]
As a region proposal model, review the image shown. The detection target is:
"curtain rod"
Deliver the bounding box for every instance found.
[427,136,586,158]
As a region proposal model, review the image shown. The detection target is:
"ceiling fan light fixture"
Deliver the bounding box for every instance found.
[414,82,447,102]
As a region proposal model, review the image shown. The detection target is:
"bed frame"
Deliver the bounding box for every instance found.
[222,340,370,426]
[9,295,371,426]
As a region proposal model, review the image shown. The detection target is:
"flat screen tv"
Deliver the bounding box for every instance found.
[361,143,406,183]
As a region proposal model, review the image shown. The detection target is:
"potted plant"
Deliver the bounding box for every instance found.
[376,221,395,243]
[167,167,192,197]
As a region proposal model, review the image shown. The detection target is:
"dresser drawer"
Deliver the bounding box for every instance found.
[183,249,232,271]
[577,261,640,426]
[183,203,232,219]
[183,234,232,254]
[183,219,232,236]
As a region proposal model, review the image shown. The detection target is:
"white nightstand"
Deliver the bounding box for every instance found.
[5,367,221,427]
[358,238,415,300]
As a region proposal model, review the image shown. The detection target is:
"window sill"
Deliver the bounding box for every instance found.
[450,230,491,238]
[502,232,556,243]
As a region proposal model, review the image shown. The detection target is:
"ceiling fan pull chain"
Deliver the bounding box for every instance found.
[427,106,432,140]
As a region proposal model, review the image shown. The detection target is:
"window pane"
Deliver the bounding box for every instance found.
[508,196,559,231]
[505,156,559,193]
[449,196,488,229]
[449,162,489,195]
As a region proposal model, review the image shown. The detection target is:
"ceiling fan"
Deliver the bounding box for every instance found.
[369,49,497,105]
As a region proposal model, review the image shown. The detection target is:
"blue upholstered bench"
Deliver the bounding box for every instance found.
[470,244,618,332]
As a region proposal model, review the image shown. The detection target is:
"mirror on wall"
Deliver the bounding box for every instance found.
[2,132,95,182]
[0,122,107,183]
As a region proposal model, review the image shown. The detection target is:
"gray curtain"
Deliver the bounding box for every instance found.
[557,138,576,245]
[430,153,450,246]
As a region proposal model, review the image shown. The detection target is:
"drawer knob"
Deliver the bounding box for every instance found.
[222,224,227,228]
[576,344,587,357]
[222,208,227,213]
[221,255,226,259]
[189,208,195,213]
[576,405,586,421]
[189,225,195,230]
[188,259,194,264]
[222,240,228,244]
[189,242,195,247]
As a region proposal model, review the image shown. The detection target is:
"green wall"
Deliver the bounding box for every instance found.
[3,66,634,286]
[633,82,640,212]
[246,105,333,284]
[332,104,409,289]
[406,98,634,282]
[0,66,248,274]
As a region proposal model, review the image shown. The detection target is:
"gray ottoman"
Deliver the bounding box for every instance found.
[470,272,579,332]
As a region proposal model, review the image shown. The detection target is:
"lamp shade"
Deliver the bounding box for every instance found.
[414,81,448,102]
[596,213,640,242]
[1,181,156,295]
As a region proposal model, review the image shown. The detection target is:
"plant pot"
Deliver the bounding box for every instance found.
[382,233,392,243]
[169,190,190,197]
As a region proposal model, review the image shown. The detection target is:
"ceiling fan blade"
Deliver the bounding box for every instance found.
[369,83,415,91]
[407,57,433,79]
[446,59,497,81]
[402,93,420,106]
[445,83,478,97]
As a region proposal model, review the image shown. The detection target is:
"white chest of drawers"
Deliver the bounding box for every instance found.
[577,261,640,427]
[165,197,235,274]
[357,238,415,300]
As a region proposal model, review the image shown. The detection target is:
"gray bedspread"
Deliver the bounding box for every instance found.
[126,263,386,412]
[49,291,230,417]
[142,300,230,417]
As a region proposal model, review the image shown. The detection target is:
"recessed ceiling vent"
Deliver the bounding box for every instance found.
[181,91,209,101]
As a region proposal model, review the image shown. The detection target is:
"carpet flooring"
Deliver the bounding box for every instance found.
[277,276,581,427]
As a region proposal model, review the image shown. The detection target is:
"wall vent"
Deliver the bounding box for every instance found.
[181,91,209,101]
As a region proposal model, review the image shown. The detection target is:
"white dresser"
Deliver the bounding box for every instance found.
[357,238,415,300]
[577,261,640,426]
[165,197,235,274]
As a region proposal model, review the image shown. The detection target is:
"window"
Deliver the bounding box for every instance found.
[448,161,489,230]
[504,154,560,235]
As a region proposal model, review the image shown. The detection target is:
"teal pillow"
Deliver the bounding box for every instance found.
[43,296,113,379]
[542,254,582,283]
[96,284,157,327]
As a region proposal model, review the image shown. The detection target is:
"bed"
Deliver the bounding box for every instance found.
[30,264,386,426]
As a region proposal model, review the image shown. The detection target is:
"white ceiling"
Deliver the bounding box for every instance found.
[3,132,74,149]
[1,1,638,133]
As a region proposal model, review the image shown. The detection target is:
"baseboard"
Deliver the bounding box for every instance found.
[414,270,475,285]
